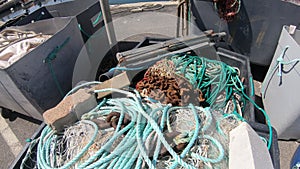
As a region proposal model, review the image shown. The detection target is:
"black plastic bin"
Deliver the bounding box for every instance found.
[190,0,300,66]
[9,123,46,169]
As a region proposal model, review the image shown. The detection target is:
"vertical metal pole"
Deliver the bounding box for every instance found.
[176,0,185,37]
[181,2,184,36]
[176,2,181,37]
[185,0,189,36]
[99,0,117,46]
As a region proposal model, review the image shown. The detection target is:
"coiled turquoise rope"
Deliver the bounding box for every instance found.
[169,54,273,150]
[35,85,227,169]
[37,120,98,169]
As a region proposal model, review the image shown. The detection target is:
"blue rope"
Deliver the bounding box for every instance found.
[32,81,245,168]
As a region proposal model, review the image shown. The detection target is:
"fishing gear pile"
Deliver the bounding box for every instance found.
[20,52,272,169]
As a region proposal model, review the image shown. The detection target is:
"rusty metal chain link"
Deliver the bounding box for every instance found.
[136,59,205,106]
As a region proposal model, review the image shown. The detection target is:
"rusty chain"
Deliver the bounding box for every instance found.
[136,59,205,106]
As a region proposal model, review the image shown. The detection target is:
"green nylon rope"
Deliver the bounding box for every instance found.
[78,11,103,39]
[93,11,103,26]
[44,37,70,97]
[169,54,273,150]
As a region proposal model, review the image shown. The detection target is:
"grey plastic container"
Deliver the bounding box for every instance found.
[0,17,84,120]
[262,26,300,140]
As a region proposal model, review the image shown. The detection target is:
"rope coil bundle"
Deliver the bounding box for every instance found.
[165,54,272,150]
[22,85,243,169]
